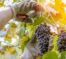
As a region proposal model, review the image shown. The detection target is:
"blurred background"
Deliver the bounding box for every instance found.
[0,0,66,59]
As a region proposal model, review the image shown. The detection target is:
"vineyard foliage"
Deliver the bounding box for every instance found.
[0,0,66,59]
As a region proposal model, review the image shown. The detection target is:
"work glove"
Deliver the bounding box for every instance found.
[8,0,44,22]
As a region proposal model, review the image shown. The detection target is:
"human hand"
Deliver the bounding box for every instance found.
[14,1,44,22]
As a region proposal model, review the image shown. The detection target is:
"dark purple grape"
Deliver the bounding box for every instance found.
[35,24,51,54]
[57,32,66,52]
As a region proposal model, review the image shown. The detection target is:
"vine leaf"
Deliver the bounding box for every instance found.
[42,51,59,59]
[60,51,66,59]
[33,16,45,26]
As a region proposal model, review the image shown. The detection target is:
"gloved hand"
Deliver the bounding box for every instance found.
[8,0,44,22]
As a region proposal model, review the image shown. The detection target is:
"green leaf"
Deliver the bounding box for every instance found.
[18,27,25,38]
[42,51,59,59]
[13,0,17,2]
[33,16,45,26]
[60,51,66,59]
[19,36,30,52]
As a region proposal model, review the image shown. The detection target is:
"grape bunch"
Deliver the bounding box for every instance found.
[57,32,66,52]
[35,24,51,54]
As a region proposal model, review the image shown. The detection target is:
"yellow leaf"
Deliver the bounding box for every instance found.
[59,19,66,24]
[5,46,16,54]
[20,36,29,44]
[55,0,62,6]
[4,33,12,42]
[0,2,4,7]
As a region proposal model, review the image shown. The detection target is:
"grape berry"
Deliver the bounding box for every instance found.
[57,32,66,52]
[35,24,51,54]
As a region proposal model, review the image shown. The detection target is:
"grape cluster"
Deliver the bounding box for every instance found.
[35,24,51,54]
[57,32,66,52]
